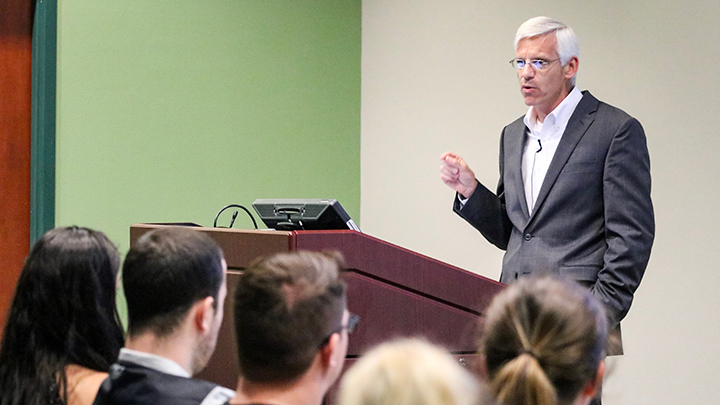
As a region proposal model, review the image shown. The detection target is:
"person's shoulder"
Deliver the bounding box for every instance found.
[94,362,233,405]
[65,365,108,405]
[502,115,526,134]
[507,114,525,126]
[580,90,637,123]
[198,386,236,405]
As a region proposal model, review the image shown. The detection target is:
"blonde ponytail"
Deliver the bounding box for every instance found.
[480,277,607,405]
[491,352,557,405]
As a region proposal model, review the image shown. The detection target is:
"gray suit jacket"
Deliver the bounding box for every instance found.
[454,91,654,328]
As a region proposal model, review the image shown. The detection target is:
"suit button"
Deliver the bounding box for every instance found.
[524,234,532,241]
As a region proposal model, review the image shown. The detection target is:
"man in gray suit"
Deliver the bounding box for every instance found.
[440,16,654,335]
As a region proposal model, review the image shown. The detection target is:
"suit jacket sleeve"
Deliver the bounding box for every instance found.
[452,129,514,250]
[593,116,655,328]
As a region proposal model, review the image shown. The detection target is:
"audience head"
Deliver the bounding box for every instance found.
[122,227,227,373]
[480,276,607,405]
[339,339,483,405]
[233,250,349,387]
[0,226,124,405]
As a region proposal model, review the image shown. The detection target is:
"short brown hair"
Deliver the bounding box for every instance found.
[480,276,607,405]
[234,250,346,383]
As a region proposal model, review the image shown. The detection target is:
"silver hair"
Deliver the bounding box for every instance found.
[514,16,579,86]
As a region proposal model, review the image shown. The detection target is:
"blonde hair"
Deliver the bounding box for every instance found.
[480,277,607,405]
[339,339,482,405]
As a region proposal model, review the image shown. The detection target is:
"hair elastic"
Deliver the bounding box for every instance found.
[520,349,538,359]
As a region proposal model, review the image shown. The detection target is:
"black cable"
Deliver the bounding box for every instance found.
[229,210,239,228]
[213,204,258,229]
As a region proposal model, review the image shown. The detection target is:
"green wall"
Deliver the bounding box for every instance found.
[56,1,361,253]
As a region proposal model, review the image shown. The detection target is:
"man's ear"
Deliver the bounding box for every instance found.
[319,333,341,370]
[564,56,579,80]
[193,296,216,333]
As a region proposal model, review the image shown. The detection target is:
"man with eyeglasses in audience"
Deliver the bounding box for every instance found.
[440,16,654,357]
[227,251,357,405]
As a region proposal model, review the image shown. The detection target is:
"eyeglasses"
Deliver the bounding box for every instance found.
[344,313,360,334]
[319,312,360,348]
[509,58,560,70]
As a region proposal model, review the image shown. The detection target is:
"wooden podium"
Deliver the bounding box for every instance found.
[129,224,505,390]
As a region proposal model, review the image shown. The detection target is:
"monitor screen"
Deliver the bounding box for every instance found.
[252,199,360,231]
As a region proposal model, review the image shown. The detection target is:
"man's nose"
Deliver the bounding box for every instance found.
[520,63,534,79]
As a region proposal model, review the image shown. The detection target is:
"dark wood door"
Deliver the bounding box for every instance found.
[0,0,33,334]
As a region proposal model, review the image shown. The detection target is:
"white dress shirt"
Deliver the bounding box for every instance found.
[521,86,583,212]
[118,348,191,377]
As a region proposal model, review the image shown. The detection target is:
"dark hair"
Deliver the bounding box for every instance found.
[123,228,225,337]
[480,277,607,405]
[0,226,124,405]
[234,250,346,383]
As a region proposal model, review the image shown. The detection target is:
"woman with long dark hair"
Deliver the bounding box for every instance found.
[0,227,125,405]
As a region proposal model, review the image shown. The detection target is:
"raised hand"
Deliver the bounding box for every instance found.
[439,152,477,199]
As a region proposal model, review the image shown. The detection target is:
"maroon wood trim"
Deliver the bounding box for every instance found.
[0,0,33,334]
[293,230,505,315]
[344,272,481,355]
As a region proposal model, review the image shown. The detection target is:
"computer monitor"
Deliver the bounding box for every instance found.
[252,199,360,231]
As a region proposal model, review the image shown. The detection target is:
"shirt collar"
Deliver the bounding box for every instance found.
[523,86,583,139]
[118,348,191,378]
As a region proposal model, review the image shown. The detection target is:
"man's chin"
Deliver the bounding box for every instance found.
[520,92,535,106]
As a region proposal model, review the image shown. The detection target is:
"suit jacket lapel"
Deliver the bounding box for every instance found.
[528,91,599,224]
[505,121,531,219]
